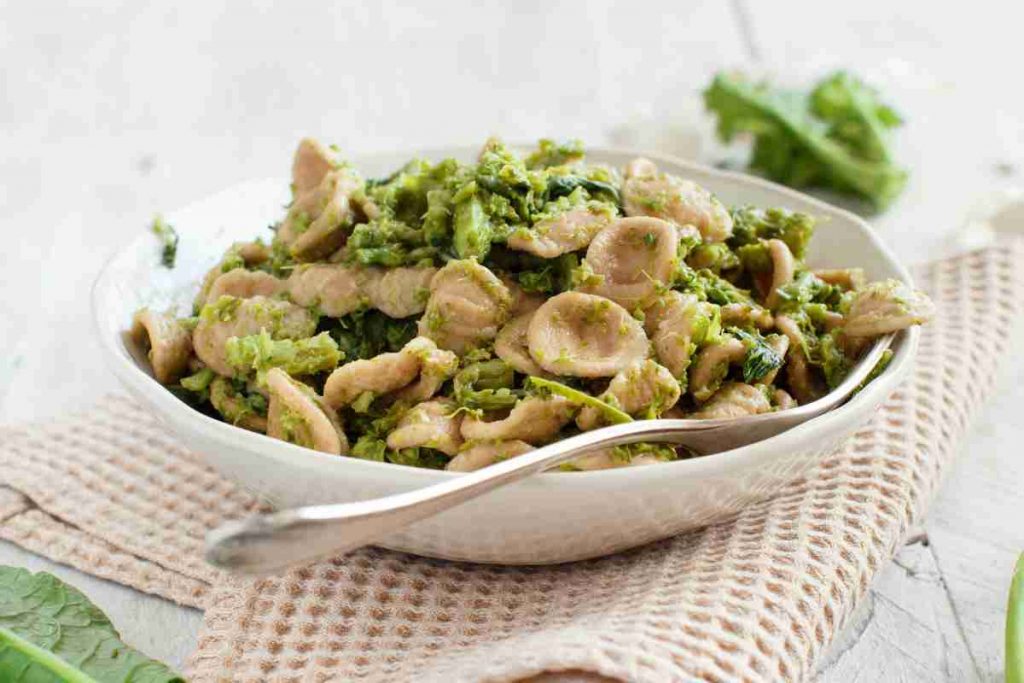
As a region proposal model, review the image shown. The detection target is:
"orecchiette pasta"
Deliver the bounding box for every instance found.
[266,367,348,455]
[137,137,933,470]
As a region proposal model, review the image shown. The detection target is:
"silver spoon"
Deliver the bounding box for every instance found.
[206,334,894,574]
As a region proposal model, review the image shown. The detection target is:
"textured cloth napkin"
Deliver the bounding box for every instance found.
[0,241,1020,682]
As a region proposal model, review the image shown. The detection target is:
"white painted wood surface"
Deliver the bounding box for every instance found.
[1,1,1021,678]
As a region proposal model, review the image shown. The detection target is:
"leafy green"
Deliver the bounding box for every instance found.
[453,360,521,411]
[543,176,620,206]
[225,330,342,380]
[774,271,843,311]
[453,193,493,260]
[517,253,579,294]
[527,377,632,425]
[385,447,449,469]
[178,367,215,402]
[704,71,907,210]
[150,216,178,269]
[810,71,902,164]
[813,330,851,389]
[525,138,585,169]
[347,218,436,267]
[728,206,817,259]
[730,328,784,383]
[327,310,418,361]
[346,404,449,469]
[0,566,183,682]
[676,265,754,306]
[686,243,740,274]
[1008,553,1024,683]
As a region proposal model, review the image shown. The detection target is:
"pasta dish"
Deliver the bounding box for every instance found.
[131,138,933,471]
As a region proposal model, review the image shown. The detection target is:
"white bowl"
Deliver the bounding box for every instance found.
[93,147,918,564]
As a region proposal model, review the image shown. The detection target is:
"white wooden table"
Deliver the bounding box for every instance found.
[2,1,1022,679]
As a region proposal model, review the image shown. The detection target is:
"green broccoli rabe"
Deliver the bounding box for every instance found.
[453,193,493,260]
[527,376,633,425]
[453,359,522,411]
[773,271,843,311]
[812,329,851,389]
[386,447,449,469]
[704,72,907,210]
[543,175,620,206]
[728,206,817,259]
[525,138,585,169]
[367,157,462,227]
[422,188,453,246]
[730,327,784,383]
[517,253,579,294]
[179,367,216,399]
[328,310,418,361]
[676,265,755,306]
[811,71,902,164]
[687,242,741,274]
[225,330,342,381]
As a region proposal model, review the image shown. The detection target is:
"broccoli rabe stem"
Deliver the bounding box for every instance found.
[453,195,492,260]
[527,377,632,425]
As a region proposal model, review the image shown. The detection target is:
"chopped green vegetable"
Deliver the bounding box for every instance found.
[704,71,907,210]
[179,367,216,401]
[676,266,754,306]
[350,435,387,462]
[517,253,579,294]
[150,215,179,269]
[687,243,740,273]
[525,138,585,169]
[1008,553,1024,683]
[386,447,448,469]
[729,206,817,259]
[774,271,843,311]
[527,377,632,424]
[453,360,521,411]
[812,330,851,389]
[453,194,493,260]
[730,328,784,383]
[327,310,418,361]
[544,175,620,206]
[0,566,183,682]
[225,330,342,380]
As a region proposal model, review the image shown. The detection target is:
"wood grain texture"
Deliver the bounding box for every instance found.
[1,0,1022,680]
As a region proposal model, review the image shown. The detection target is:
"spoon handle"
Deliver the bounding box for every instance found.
[205,420,707,575]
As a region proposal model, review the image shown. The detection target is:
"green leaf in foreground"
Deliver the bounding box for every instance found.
[0,566,183,682]
[1008,553,1024,683]
[150,215,179,269]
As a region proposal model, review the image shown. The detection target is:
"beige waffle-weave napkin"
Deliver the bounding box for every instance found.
[0,241,1021,682]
